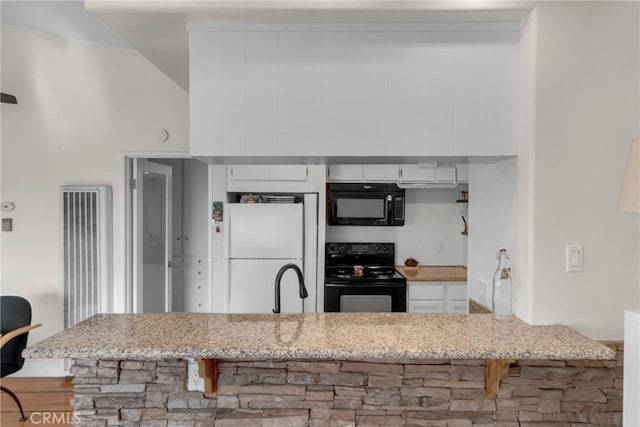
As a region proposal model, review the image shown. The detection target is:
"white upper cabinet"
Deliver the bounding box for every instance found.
[327,164,399,182]
[398,165,457,185]
[228,165,308,182]
[190,25,519,158]
[363,165,399,182]
[226,164,310,192]
[327,165,364,182]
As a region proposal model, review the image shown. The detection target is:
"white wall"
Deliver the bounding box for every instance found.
[326,187,468,267]
[0,27,188,375]
[467,160,517,307]
[522,2,640,339]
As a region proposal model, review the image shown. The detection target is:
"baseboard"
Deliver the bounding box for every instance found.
[14,359,67,377]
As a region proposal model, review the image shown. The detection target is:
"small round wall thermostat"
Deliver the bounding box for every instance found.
[1,202,15,212]
[159,129,170,142]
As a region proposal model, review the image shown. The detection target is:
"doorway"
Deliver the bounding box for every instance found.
[126,156,210,313]
[133,159,173,313]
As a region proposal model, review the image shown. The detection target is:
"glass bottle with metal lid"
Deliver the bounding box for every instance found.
[492,248,513,320]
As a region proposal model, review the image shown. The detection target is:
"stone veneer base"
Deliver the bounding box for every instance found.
[70,343,623,427]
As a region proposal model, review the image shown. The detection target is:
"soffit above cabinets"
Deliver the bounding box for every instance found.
[85,1,531,91]
[190,26,519,158]
[194,155,515,165]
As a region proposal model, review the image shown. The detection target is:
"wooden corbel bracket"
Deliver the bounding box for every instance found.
[197,358,219,398]
[484,359,512,398]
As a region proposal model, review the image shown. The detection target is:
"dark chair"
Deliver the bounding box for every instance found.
[1,296,42,421]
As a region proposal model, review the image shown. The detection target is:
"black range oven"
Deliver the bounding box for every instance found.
[324,243,407,312]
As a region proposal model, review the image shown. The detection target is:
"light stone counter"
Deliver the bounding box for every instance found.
[24,312,614,361]
[396,265,467,282]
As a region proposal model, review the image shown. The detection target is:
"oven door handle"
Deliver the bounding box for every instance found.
[325,282,406,288]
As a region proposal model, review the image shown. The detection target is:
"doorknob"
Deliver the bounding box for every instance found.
[168,261,174,268]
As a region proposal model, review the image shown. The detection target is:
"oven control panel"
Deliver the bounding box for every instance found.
[326,243,393,255]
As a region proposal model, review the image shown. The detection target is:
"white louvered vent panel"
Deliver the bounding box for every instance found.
[62,186,112,329]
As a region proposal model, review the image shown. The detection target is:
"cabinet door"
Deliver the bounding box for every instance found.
[447,283,468,300]
[363,165,399,182]
[228,165,270,181]
[436,166,457,184]
[446,300,468,314]
[399,165,437,183]
[409,301,445,313]
[269,165,308,181]
[455,164,469,183]
[408,283,445,300]
[327,165,363,182]
[399,165,459,184]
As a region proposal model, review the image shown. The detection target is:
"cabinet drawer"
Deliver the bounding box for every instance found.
[408,300,445,313]
[447,283,467,300]
[408,283,445,300]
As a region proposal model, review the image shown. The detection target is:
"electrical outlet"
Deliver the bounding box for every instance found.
[187,362,204,391]
[438,240,446,252]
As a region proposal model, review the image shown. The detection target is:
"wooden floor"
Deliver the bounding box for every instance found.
[0,378,73,427]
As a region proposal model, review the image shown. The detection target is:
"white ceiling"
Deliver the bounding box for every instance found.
[2,1,531,92]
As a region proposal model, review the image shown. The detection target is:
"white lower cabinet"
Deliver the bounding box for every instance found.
[446,300,468,314]
[408,281,467,314]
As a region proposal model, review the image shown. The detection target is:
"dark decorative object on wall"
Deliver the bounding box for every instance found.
[1,93,18,104]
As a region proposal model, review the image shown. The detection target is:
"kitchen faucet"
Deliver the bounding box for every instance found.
[273,264,308,313]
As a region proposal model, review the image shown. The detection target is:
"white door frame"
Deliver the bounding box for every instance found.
[123,152,191,313]
[133,158,173,313]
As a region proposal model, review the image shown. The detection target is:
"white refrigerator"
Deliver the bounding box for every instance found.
[224,194,318,313]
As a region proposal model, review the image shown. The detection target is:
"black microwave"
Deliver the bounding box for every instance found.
[327,183,405,226]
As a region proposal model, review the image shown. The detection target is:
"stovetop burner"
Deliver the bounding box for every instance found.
[324,242,407,284]
[327,266,404,281]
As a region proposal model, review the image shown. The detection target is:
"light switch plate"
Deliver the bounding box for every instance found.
[2,218,12,231]
[566,244,583,272]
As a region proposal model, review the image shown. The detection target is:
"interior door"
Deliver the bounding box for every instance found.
[132,159,173,313]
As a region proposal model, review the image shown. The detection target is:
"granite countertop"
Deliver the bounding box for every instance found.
[23,313,614,361]
[396,265,467,282]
